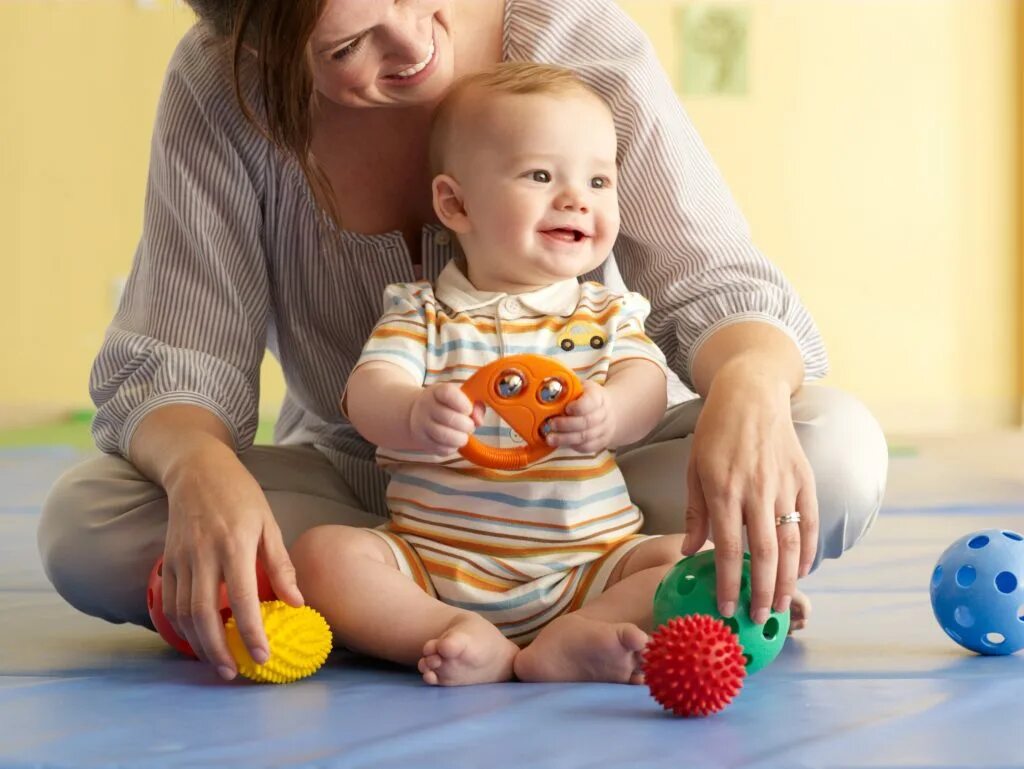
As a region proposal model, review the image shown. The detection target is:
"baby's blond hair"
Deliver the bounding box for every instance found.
[428,61,610,177]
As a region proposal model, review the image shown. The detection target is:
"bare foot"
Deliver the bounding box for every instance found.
[513,613,648,684]
[789,589,812,633]
[417,613,519,686]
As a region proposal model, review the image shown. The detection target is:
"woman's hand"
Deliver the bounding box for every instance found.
[161,442,304,681]
[544,380,616,453]
[681,358,818,624]
[409,383,485,455]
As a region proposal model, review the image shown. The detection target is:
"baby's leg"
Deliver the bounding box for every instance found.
[515,535,683,684]
[291,526,518,685]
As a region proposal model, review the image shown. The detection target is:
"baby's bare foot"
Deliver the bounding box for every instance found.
[514,613,648,684]
[417,614,518,686]
[789,589,812,633]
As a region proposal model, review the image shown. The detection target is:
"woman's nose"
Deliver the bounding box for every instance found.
[381,8,431,62]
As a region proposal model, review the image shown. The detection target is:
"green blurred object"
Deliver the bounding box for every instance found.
[676,4,750,96]
[68,408,96,424]
[653,549,789,674]
[0,413,278,449]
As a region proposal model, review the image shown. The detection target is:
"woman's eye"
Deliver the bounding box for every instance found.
[530,170,551,183]
[332,37,363,61]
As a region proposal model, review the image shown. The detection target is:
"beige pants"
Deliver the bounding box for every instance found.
[37,385,888,628]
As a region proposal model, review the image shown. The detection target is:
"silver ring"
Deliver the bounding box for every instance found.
[775,512,802,526]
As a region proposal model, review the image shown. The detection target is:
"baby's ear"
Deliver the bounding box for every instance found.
[432,174,471,233]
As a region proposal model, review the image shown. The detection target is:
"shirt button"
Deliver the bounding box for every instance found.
[435,230,452,246]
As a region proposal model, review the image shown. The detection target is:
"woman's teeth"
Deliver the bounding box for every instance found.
[394,40,435,78]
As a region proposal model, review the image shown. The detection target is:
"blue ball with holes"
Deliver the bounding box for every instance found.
[930,528,1024,655]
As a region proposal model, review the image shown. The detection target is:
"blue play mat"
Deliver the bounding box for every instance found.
[2,446,1023,768]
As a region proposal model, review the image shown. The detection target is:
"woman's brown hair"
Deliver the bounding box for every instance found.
[185,0,338,222]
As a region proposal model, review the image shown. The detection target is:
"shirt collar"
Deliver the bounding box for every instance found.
[435,259,581,317]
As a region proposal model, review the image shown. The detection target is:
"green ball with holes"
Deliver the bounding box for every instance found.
[653,549,790,674]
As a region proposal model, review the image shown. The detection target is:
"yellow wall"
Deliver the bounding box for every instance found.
[1,0,1020,434]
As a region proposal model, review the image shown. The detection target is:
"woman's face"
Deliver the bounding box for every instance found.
[309,0,456,109]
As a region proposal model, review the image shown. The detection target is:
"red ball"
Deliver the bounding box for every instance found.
[146,556,277,658]
[642,614,747,717]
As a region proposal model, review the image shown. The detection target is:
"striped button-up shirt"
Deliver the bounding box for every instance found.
[90,0,827,518]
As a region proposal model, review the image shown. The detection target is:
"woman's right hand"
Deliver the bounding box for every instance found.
[160,442,304,681]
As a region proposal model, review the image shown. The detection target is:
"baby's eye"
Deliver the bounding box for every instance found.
[591,176,612,189]
[530,170,552,183]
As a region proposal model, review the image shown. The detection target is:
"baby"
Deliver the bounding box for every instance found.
[290,62,685,686]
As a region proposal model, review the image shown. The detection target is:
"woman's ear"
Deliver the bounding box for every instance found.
[432,174,471,233]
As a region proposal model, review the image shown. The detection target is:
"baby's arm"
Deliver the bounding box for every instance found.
[603,358,668,447]
[345,362,481,454]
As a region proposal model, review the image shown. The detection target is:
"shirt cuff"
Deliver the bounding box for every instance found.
[115,392,242,460]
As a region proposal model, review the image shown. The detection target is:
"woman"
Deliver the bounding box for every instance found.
[38,0,888,682]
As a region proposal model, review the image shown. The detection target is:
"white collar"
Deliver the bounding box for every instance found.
[434,259,581,317]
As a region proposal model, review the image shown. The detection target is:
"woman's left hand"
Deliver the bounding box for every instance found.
[680,359,818,624]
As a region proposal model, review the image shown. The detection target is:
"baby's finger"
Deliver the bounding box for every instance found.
[425,423,470,452]
[565,391,597,416]
[546,415,588,435]
[429,404,476,434]
[471,402,486,425]
[546,429,579,447]
[435,384,474,414]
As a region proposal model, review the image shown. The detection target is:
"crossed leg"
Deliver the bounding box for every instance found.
[291,525,518,686]
[515,535,684,684]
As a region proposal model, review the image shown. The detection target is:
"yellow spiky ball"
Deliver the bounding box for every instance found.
[225,600,333,684]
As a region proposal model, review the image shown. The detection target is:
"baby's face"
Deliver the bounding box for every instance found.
[449,91,620,293]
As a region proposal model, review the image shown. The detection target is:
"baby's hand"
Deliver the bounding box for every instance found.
[409,383,484,455]
[544,380,616,454]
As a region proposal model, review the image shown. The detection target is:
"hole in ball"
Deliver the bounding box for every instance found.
[724,617,740,635]
[956,565,977,587]
[954,605,975,628]
[995,572,1018,594]
[147,587,154,609]
[743,654,753,667]
[968,535,989,549]
[1002,531,1023,542]
[931,565,943,589]
[1017,605,1024,622]
[982,632,1005,647]
[676,575,697,597]
[762,616,780,640]
[944,626,963,644]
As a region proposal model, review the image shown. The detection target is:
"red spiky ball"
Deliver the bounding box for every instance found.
[642,614,747,717]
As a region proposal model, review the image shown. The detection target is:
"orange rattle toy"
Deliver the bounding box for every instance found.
[459,354,584,470]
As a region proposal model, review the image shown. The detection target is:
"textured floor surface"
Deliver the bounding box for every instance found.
[2,437,1023,769]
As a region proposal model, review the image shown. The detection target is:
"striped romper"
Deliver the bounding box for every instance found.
[348,260,670,644]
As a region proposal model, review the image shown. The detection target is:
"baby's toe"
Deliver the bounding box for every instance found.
[422,638,440,658]
[420,652,444,671]
[618,624,649,653]
[436,631,469,659]
[422,668,440,686]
